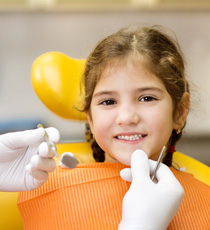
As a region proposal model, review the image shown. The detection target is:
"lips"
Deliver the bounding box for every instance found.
[115,134,147,141]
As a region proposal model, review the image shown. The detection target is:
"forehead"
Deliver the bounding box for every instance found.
[98,57,158,86]
[100,53,152,77]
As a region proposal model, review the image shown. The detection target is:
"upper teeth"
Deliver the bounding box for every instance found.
[117,134,143,140]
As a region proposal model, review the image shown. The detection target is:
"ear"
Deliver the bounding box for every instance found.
[86,111,94,135]
[173,92,190,130]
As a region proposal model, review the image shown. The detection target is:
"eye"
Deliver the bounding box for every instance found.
[140,96,157,102]
[100,99,116,106]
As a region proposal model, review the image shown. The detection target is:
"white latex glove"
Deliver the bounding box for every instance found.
[118,150,184,230]
[0,127,60,192]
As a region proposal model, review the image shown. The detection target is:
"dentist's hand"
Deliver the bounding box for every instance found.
[118,150,184,230]
[0,127,60,192]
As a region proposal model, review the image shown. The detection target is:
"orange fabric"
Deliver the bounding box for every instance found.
[18,163,210,230]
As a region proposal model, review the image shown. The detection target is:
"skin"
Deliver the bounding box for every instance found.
[87,59,189,166]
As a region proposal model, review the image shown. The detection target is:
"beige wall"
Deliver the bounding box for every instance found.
[0,10,209,164]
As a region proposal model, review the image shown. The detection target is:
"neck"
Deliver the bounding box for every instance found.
[104,153,119,163]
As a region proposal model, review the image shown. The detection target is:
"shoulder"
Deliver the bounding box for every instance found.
[169,168,210,230]
[170,167,210,191]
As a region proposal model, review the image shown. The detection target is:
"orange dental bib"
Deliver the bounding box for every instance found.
[18,163,210,230]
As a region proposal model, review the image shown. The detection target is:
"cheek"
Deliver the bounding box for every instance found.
[95,118,112,136]
[92,120,111,154]
[146,108,174,136]
[90,110,112,136]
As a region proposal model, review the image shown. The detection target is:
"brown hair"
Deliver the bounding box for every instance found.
[82,24,189,166]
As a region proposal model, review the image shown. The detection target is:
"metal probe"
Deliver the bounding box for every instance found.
[151,146,166,181]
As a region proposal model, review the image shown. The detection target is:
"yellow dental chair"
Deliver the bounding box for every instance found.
[1,52,210,230]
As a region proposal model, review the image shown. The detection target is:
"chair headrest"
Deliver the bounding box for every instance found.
[31,52,87,121]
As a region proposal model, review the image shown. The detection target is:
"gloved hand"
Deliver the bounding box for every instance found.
[118,150,184,230]
[0,127,60,192]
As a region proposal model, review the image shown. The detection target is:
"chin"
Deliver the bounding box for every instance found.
[118,156,131,166]
[109,151,132,166]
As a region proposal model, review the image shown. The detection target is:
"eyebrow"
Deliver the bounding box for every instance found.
[93,87,164,98]
[93,91,115,98]
[136,87,164,94]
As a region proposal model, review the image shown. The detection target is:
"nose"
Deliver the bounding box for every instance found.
[116,104,140,126]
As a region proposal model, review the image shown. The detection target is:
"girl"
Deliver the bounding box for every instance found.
[18,24,210,229]
[83,24,189,167]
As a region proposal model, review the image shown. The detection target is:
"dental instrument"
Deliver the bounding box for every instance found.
[151,146,166,182]
[37,124,78,168]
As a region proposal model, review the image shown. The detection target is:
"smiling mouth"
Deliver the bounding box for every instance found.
[115,134,147,141]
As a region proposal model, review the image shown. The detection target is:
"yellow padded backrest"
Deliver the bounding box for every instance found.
[31,52,87,121]
[173,151,210,186]
[0,191,23,230]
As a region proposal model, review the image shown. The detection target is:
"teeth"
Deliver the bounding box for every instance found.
[117,134,143,140]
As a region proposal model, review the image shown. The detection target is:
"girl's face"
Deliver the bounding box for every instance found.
[87,60,181,166]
